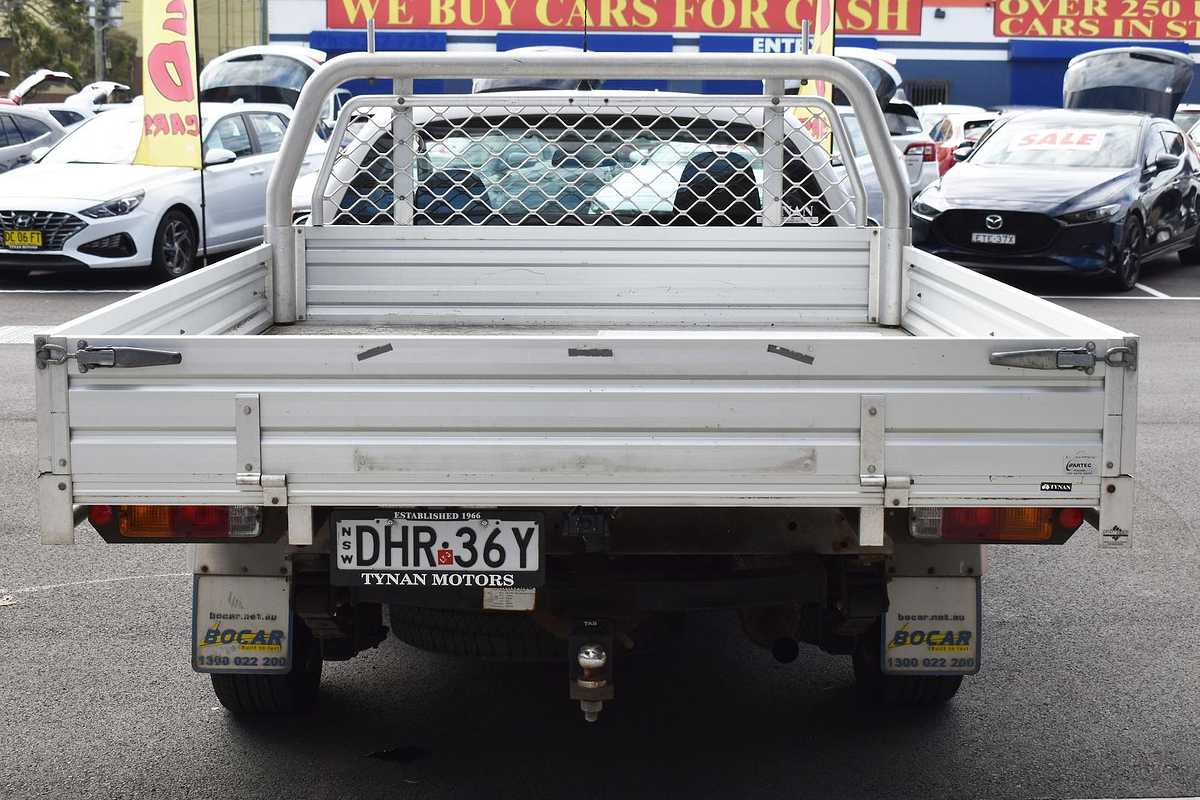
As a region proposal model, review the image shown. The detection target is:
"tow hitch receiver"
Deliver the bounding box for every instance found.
[569,620,614,723]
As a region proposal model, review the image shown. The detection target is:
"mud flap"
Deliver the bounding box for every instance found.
[192,575,292,674]
[882,576,980,676]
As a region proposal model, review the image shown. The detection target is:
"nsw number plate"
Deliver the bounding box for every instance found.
[3,230,42,250]
[970,232,1015,245]
[333,510,542,588]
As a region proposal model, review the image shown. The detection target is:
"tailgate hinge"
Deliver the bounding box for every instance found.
[989,341,1136,375]
[36,339,182,372]
[234,393,288,506]
[858,395,887,547]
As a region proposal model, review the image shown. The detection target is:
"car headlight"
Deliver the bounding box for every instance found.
[1058,203,1122,225]
[80,191,145,219]
[912,190,944,220]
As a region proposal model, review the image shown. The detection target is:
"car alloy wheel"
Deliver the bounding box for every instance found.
[1113,218,1142,291]
[160,217,195,276]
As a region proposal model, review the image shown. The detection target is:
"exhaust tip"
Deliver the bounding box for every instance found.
[771,637,800,664]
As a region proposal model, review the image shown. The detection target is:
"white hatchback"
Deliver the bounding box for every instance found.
[0,101,324,280]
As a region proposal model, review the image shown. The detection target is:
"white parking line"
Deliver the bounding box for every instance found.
[0,325,41,344]
[1041,295,1200,300]
[1134,282,1172,298]
[0,288,143,293]
[2,572,188,596]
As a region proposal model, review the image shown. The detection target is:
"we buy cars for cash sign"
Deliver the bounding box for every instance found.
[996,0,1200,39]
[328,0,923,35]
[134,0,201,169]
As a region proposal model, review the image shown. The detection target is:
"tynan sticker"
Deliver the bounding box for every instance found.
[1041,482,1073,492]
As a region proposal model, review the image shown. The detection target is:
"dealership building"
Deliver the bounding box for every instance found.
[264,0,1200,107]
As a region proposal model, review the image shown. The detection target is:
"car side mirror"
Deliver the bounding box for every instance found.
[204,147,237,167]
[952,141,975,162]
[829,153,844,168]
[30,146,50,163]
[1149,152,1181,172]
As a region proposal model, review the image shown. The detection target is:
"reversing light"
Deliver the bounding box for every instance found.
[87,505,261,541]
[910,507,1087,543]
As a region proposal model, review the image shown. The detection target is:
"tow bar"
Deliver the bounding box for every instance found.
[569,620,614,723]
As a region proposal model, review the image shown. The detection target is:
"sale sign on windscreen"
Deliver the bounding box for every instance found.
[328,0,923,35]
[996,0,1200,39]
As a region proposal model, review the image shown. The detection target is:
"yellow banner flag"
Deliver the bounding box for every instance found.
[134,0,201,168]
[794,0,837,151]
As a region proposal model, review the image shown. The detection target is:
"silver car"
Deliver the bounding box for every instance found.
[0,105,70,174]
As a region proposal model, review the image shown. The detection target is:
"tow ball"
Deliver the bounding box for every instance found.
[569,620,614,723]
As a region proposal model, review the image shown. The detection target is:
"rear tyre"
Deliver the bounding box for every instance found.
[149,208,197,281]
[210,618,322,714]
[389,606,563,662]
[1108,217,1143,291]
[1179,207,1200,263]
[852,623,963,707]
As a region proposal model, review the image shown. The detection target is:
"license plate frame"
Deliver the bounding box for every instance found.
[331,510,544,589]
[970,231,1015,245]
[3,230,43,250]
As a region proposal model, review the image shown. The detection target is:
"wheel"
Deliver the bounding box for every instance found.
[210,618,322,714]
[852,622,963,707]
[389,605,563,662]
[149,208,197,280]
[1179,207,1200,263]
[1108,216,1143,291]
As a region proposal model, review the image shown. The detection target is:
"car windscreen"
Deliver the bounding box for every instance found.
[41,110,142,164]
[835,114,867,158]
[199,55,311,106]
[1173,110,1200,133]
[884,105,923,136]
[970,119,1140,168]
[962,118,995,140]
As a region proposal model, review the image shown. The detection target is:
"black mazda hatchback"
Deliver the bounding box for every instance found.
[912,109,1200,290]
[913,47,1200,290]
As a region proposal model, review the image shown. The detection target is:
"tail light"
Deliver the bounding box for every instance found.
[905,142,937,162]
[910,507,1087,543]
[87,505,262,542]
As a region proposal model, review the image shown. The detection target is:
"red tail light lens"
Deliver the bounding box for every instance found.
[912,507,1087,543]
[86,505,261,542]
[169,506,230,536]
[905,142,937,162]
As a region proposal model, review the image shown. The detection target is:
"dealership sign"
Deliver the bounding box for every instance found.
[328,0,923,35]
[995,0,1200,38]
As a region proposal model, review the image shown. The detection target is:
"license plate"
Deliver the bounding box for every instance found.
[332,510,543,588]
[970,232,1015,245]
[882,576,980,675]
[3,230,42,249]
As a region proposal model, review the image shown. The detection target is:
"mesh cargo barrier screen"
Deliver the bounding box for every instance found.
[308,96,863,229]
